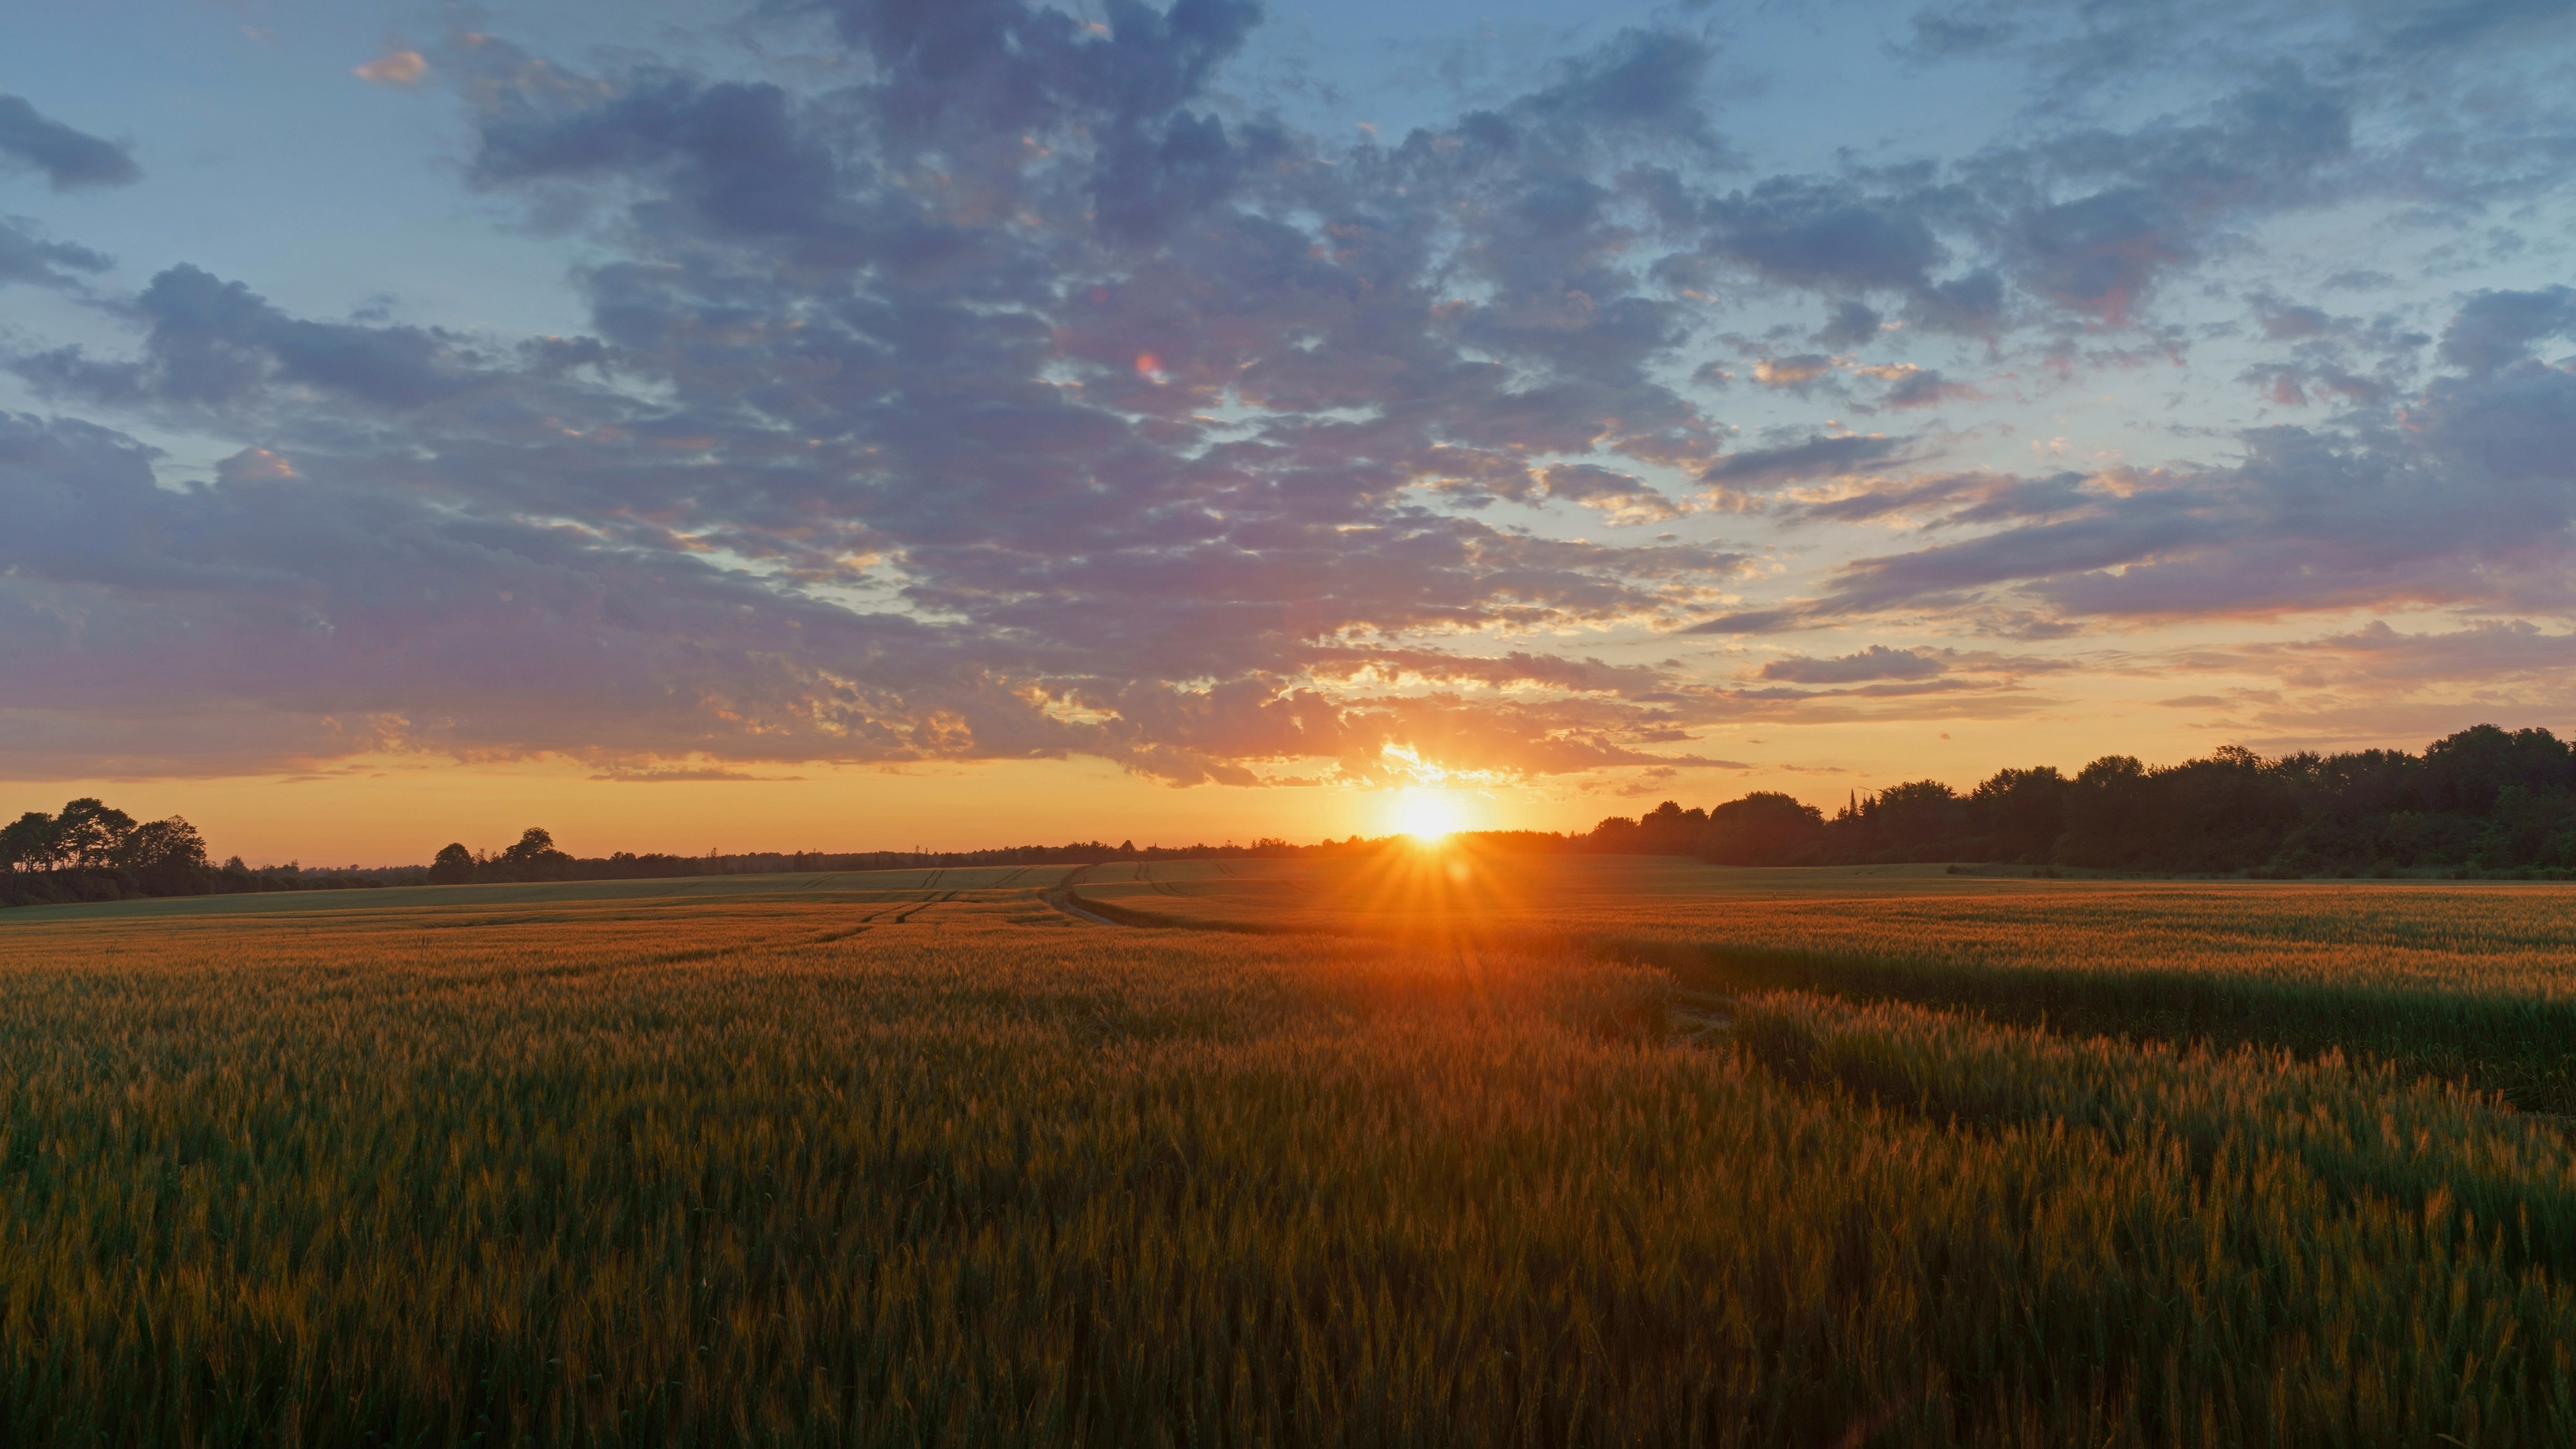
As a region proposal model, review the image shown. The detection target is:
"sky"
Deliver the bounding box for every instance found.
[4,0,2576,864]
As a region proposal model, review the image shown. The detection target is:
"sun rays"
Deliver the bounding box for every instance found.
[1393,789,1465,845]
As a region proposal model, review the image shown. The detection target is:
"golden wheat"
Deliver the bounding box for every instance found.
[6,868,2576,1444]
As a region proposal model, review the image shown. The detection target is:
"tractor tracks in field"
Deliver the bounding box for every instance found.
[823,883,965,938]
[1044,864,1126,927]
[890,889,961,924]
[1043,859,1218,929]
[405,914,898,994]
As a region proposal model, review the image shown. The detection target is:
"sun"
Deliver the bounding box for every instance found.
[1394,790,1464,844]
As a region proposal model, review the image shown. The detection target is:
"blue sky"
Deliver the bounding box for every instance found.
[5,0,2576,857]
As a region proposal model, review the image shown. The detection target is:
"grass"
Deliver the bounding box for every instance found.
[7,861,2576,1443]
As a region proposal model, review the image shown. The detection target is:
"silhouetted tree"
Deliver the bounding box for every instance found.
[489,827,574,883]
[1586,801,1710,855]
[52,798,138,869]
[1873,780,1962,859]
[429,843,477,885]
[1638,801,1709,853]
[0,811,60,873]
[2420,724,2573,814]
[111,816,210,896]
[1966,767,2068,863]
[2140,746,2303,871]
[2058,756,2152,867]
[1699,792,1825,865]
[115,817,207,871]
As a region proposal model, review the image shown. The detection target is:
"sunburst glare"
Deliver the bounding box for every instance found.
[1393,790,1464,844]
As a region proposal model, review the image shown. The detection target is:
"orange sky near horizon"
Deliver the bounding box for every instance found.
[3,701,2508,867]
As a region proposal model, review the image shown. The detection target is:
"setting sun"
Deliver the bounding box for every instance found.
[1393,790,1464,843]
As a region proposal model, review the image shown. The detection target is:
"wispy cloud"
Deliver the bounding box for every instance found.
[354,50,430,88]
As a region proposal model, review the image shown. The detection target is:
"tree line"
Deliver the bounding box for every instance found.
[1578,724,2576,877]
[419,833,1388,885]
[429,828,578,884]
[0,798,414,908]
[16,724,2575,909]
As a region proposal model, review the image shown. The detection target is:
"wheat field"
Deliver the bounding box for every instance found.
[7,863,2576,1444]
[1073,852,2576,1111]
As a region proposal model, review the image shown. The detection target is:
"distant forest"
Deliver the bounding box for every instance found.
[1581,723,2576,877]
[10,724,2576,909]
[421,827,1346,886]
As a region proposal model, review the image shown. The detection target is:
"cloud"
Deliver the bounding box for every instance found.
[0,94,139,189]
[1786,470,2091,527]
[589,765,806,782]
[2386,0,2576,51]
[1894,0,2568,107]
[354,50,430,87]
[1683,606,1821,637]
[1990,66,2351,321]
[1698,323,2576,632]
[1750,354,1835,388]
[1758,645,1945,684]
[1873,366,1979,409]
[2187,619,2576,692]
[1813,300,1883,348]
[2259,303,2334,341]
[1654,172,2001,334]
[2135,619,2576,752]
[1703,433,1907,489]
[1529,462,1686,522]
[1304,647,1673,696]
[0,411,975,775]
[0,13,1758,786]
[2439,286,2576,378]
[1700,176,1945,294]
[0,215,111,288]
[17,264,472,409]
[1644,57,2371,332]
[471,71,853,243]
[1898,11,2017,60]
[1513,28,1719,145]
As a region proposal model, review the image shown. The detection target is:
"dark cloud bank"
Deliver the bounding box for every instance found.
[4,3,2575,781]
